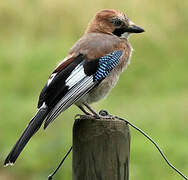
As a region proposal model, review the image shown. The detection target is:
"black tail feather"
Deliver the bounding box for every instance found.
[4,107,48,166]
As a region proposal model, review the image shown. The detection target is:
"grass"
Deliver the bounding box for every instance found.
[0,0,188,179]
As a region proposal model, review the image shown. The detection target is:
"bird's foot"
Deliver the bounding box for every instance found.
[99,109,110,116]
[85,109,114,119]
[98,109,114,119]
[76,108,113,120]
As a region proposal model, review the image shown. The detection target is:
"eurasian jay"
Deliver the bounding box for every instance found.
[4,9,144,166]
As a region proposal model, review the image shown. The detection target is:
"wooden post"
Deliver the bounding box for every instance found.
[72,114,130,180]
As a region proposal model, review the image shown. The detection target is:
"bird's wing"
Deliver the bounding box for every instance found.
[39,50,123,129]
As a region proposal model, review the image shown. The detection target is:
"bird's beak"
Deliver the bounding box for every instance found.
[112,21,144,37]
[126,24,145,33]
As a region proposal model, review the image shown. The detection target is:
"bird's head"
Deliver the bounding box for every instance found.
[86,9,144,38]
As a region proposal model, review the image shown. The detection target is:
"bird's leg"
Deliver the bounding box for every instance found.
[83,103,100,118]
[77,105,91,115]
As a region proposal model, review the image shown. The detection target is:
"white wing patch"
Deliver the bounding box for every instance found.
[47,73,57,86]
[44,61,97,128]
[65,63,86,89]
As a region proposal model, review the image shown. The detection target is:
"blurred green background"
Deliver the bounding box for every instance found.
[0,0,188,179]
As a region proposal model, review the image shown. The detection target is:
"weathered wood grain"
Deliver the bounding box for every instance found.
[72,115,130,180]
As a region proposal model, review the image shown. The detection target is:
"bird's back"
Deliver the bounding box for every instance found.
[68,32,131,60]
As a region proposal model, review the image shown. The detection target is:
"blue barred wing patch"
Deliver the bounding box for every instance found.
[93,50,123,81]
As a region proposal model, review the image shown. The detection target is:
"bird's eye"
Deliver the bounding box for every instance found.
[112,18,123,27]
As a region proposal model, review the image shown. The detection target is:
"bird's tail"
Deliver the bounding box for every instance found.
[4,106,48,166]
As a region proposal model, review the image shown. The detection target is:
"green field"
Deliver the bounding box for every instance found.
[0,0,188,179]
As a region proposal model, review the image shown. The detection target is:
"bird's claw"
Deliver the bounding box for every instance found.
[98,109,114,119]
[99,109,109,116]
[75,110,113,120]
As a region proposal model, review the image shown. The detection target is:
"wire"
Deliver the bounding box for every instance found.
[47,146,72,180]
[46,113,188,180]
[114,115,188,180]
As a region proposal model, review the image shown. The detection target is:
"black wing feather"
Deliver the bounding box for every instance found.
[38,54,83,108]
[4,51,123,165]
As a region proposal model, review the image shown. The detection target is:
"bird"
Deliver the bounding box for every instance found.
[4,9,144,166]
